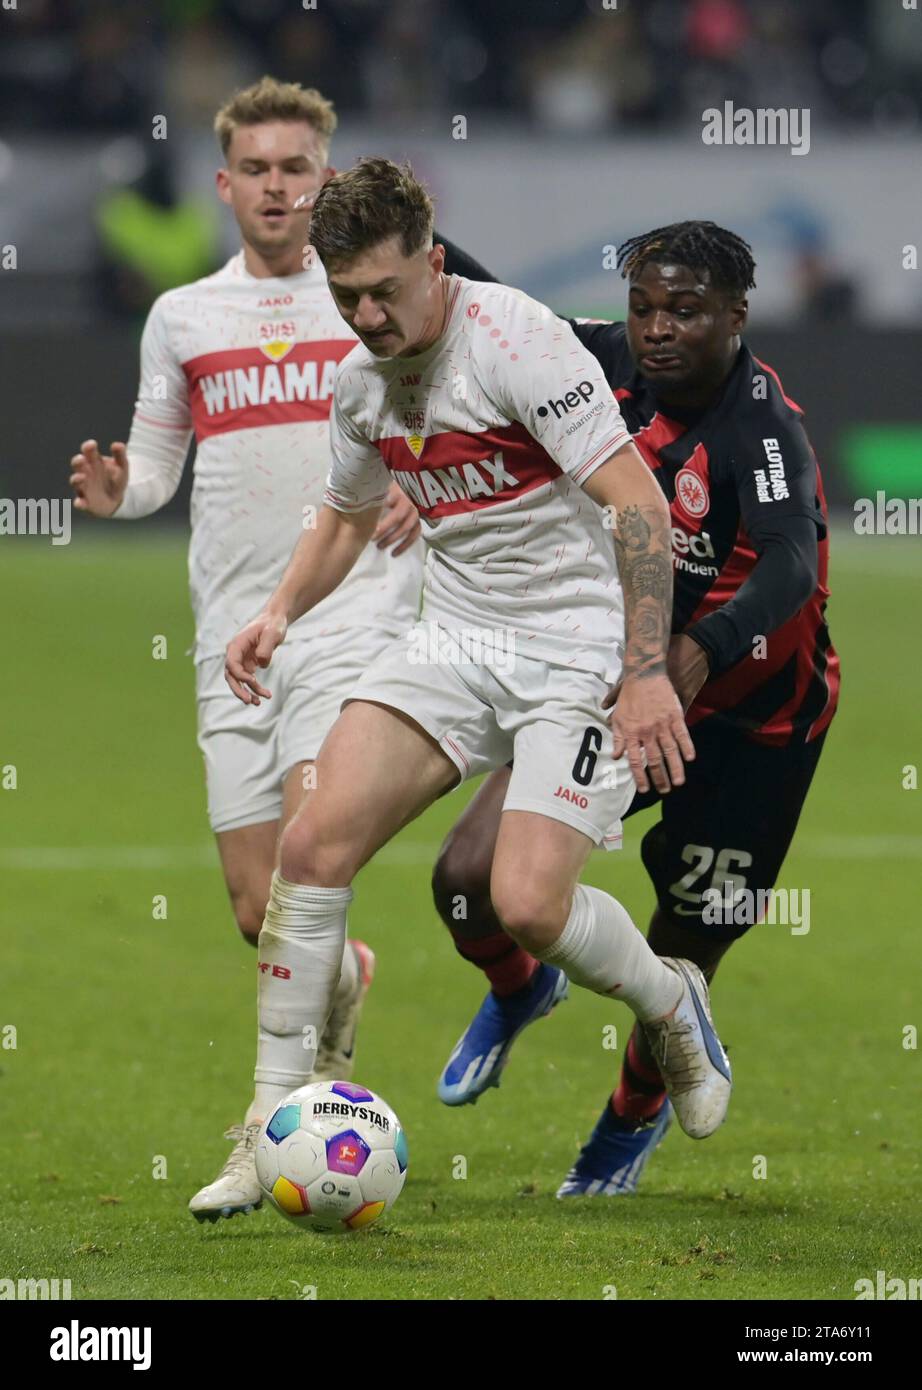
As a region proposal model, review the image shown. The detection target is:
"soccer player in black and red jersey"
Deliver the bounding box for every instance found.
[431,221,840,1194]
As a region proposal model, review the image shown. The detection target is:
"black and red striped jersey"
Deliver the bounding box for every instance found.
[571,320,840,747]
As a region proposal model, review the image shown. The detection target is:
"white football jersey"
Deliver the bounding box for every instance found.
[325,276,632,680]
[126,252,423,660]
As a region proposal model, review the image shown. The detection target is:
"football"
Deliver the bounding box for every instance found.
[255,1080,408,1233]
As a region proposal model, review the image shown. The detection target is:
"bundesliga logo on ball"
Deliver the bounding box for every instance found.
[255,1081,408,1234]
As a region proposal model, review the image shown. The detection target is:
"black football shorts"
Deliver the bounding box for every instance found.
[626,717,830,941]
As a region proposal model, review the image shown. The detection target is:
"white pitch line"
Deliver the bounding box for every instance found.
[0,834,920,871]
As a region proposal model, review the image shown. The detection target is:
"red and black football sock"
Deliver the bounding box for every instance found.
[451,931,539,997]
[610,1025,667,1125]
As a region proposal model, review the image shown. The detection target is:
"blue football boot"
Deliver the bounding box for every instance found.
[556,1099,673,1197]
[437,963,568,1105]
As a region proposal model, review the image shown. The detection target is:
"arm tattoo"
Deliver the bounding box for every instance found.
[612,504,673,679]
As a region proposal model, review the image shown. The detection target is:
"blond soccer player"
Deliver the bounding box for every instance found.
[69,80,423,1222]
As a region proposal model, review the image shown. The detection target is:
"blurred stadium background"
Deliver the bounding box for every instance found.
[1,0,921,515]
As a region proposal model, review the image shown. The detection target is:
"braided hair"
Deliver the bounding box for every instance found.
[616,221,756,297]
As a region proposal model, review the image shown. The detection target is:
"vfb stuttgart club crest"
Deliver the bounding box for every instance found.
[404,408,425,458]
[258,319,296,362]
[675,467,709,517]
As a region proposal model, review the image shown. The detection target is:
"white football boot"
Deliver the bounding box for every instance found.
[641,958,731,1139]
[312,940,376,1083]
[188,1122,263,1223]
[188,941,376,1222]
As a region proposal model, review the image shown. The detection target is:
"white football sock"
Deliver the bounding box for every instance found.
[246,937,360,1126]
[535,883,681,1022]
[251,872,352,1119]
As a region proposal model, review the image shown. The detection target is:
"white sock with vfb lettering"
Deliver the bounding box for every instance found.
[250,872,352,1122]
[536,883,681,1022]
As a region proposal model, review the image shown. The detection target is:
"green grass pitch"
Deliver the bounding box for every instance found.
[1,527,920,1301]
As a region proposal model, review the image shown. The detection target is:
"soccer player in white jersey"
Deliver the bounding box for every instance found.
[67,80,424,1222]
[224,158,733,1176]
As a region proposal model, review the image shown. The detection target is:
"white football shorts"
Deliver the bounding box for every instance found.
[196,627,408,833]
[344,620,635,850]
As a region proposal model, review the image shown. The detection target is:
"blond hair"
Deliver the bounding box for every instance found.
[214,76,337,159]
[309,158,435,271]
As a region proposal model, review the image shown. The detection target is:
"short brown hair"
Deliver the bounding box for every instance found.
[214,75,337,159]
[308,157,435,271]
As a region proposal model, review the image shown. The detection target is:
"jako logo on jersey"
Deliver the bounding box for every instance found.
[755,438,790,502]
[536,381,595,418]
[199,358,338,415]
[675,468,709,517]
[392,451,519,511]
[258,294,294,307]
[554,785,589,808]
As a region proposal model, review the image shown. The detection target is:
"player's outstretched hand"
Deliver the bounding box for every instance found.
[224,611,288,706]
[69,439,129,516]
[373,482,421,556]
[606,672,695,794]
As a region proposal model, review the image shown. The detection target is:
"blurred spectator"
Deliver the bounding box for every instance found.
[94,148,220,319]
[742,1,826,120]
[360,0,449,118]
[686,0,750,62]
[265,6,365,114]
[774,205,859,325]
[795,250,858,324]
[0,0,918,132]
[165,13,256,127]
[61,7,159,130]
[522,7,657,133]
